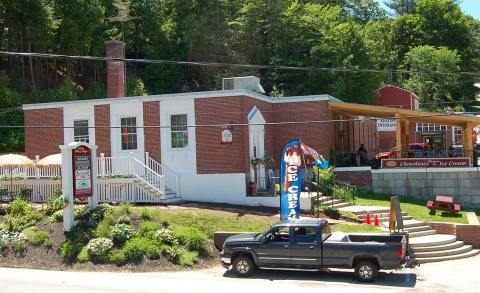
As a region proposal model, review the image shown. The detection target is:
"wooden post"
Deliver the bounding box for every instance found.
[463,122,474,158]
[395,113,402,158]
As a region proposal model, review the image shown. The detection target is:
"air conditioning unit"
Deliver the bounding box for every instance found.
[222,76,265,93]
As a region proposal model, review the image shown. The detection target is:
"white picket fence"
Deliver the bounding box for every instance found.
[0,178,163,203]
[0,165,61,179]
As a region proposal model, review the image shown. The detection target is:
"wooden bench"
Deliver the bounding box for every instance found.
[427,195,461,214]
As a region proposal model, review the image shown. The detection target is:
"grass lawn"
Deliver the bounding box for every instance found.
[332,223,382,233]
[354,190,469,224]
[131,208,276,237]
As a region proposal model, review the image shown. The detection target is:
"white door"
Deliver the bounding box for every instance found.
[248,106,266,189]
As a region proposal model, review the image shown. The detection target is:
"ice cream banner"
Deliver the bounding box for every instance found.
[280,139,329,222]
[280,139,303,222]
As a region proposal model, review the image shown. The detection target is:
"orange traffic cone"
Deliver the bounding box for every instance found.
[365,213,371,225]
[374,215,379,226]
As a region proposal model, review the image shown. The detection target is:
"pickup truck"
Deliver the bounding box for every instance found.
[219,219,410,282]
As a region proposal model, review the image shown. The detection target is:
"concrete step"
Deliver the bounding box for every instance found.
[165,192,178,200]
[408,230,437,238]
[349,208,391,215]
[411,241,465,253]
[404,226,433,233]
[415,249,480,264]
[312,196,333,202]
[331,202,352,209]
[166,197,183,205]
[413,245,473,258]
[402,219,427,228]
[315,198,343,205]
[409,234,457,248]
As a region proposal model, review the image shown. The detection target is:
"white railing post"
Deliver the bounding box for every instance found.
[34,155,40,179]
[100,153,106,178]
[129,156,134,176]
[145,152,150,166]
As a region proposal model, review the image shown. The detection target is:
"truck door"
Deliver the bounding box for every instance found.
[290,226,320,267]
[256,226,291,266]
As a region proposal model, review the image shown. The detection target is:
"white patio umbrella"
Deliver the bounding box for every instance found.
[36,153,62,166]
[0,154,35,192]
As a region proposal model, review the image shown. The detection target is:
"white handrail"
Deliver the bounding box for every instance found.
[145,156,179,195]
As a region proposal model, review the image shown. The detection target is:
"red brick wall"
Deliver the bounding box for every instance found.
[94,105,111,156]
[105,41,125,98]
[143,101,161,161]
[334,170,372,188]
[428,222,480,248]
[272,101,334,162]
[376,85,418,109]
[24,108,64,158]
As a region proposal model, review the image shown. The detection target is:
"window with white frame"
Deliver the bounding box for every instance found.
[73,120,89,143]
[121,117,137,150]
[171,114,188,148]
[453,127,463,145]
[416,123,447,132]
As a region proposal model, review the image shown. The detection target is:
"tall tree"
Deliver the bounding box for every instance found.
[385,0,416,15]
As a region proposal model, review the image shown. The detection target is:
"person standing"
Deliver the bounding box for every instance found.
[358,144,368,166]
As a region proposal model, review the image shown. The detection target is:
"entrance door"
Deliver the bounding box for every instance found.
[248,107,266,189]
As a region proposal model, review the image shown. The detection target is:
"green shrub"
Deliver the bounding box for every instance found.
[44,238,54,249]
[314,166,335,196]
[22,227,49,246]
[177,248,199,267]
[166,245,180,262]
[59,240,84,263]
[0,230,26,253]
[77,246,90,263]
[155,228,176,245]
[11,237,26,254]
[173,227,207,251]
[86,237,114,262]
[109,249,127,266]
[2,210,42,232]
[7,199,29,216]
[49,210,64,222]
[44,192,68,216]
[140,209,152,220]
[317,205,340,219]
[123,237,161,263]
[110,224,135,245]
[332,184,355,202]
[139,221,161,236]
[0,237,6,251]
[117,215,130,224]
[119,202,132,215]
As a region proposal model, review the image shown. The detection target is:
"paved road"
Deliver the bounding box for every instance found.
[1,255,478,293]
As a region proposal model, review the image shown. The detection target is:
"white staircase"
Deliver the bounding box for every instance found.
[98,154,182,204]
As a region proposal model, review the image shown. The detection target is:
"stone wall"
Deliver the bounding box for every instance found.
[334,167,372,188]
[372,168,480,209]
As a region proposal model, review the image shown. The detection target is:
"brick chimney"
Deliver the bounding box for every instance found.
[105,40,125,98]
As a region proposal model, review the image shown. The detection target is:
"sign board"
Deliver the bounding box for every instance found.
[377,118,396,132]
[72,145,93,200]
[221,129,233,144]
[381,157,471,168]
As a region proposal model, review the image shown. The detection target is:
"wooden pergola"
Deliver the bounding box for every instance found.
[329,102,480,156]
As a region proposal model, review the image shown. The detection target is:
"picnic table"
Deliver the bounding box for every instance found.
[427,195,461,214]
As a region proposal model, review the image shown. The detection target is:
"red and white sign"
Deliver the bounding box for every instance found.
[221,129,232,144]
[381,157,471,168]
[72,145,93,200]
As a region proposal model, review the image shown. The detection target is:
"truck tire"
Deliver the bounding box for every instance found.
[232,255,255,277]
[354,261,378,282]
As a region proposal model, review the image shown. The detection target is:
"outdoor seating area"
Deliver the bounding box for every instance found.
[427,195,461,214]
[0,187,33,203]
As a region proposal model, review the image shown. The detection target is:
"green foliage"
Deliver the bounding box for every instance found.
[59,240,84,263]
[44,238,54,249]
[44,192,68,216]
[139,221,161,236]
[123,237,161,263]
[177,248,199,267]
[2,199,42,232]
[140,209,153,221]
[110,224,135,245]
[155,227,176,246]
[317,205,341,219]
[119,203,132,215]
[7,199,29,216]
[22,227,49,246]
[77,246,90,263]
[117,215,131,224]
[109,249,127,266]
[173,227,207,252]
[332,184,356,202]
[313,166,335,196]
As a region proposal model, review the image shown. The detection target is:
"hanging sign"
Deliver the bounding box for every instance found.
[280,139,303,221]
[72,145,93,200]
[221,129,233,144]
[377,118,396,132]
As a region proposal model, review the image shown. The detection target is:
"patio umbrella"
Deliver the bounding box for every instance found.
[36,153,62,166]
[0,154,35,192]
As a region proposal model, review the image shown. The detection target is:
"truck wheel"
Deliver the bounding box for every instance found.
[232,255,255,277]
[354,261,378,282]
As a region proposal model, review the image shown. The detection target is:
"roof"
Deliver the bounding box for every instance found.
[329,101,480,127]
[376,84,420,101]
[22,89,341,110]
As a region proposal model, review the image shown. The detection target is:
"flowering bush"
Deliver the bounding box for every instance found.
[110,224,135,245]
[156,228,176,245]
[0,229,27,253]
[86,237,113,261]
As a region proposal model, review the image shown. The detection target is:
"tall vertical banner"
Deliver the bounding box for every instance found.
[280,139,303,222]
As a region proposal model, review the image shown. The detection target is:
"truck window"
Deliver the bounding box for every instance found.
[321,224,332,241]
[265,226,290,242]
[293,226,317,243]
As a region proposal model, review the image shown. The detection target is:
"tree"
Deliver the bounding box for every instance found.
[385,0,416,16]
[402,45,460,111]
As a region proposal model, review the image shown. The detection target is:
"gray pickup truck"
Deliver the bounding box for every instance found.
[220,219,410,282]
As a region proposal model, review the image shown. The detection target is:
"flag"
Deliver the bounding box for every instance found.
[280,139,303,222]
[301,142,329,169]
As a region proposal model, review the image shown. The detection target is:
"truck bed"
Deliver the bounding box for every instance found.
[325,232,406,244]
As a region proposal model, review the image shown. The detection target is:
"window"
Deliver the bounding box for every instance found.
[171,114,188,148]
[416,123,447,132]
[265,226,290,242]
[453,127,463,145]
[74,120,89,143]
[121,117,137,150]
[294,226,317,243]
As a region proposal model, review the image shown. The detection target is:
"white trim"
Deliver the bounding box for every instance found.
[334,167,372,172]
[372,167,479,173]
[22,89,338,110]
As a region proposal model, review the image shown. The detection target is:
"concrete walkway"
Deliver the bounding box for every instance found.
[466,212,479,224]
